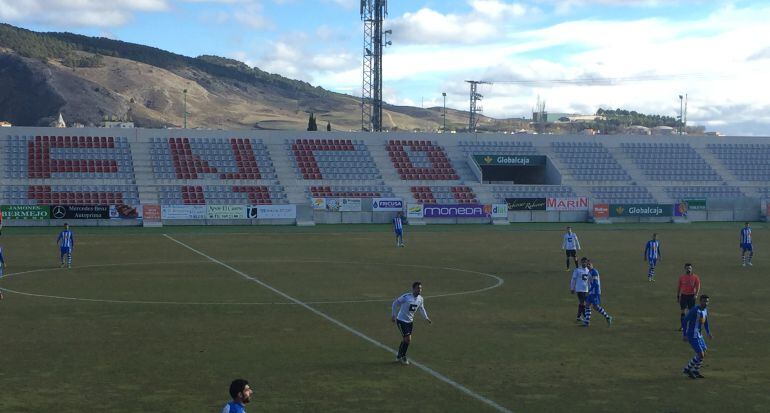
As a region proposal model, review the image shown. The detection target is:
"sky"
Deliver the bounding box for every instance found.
[2,0,770,135]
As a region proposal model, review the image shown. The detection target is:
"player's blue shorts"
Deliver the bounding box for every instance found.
[647,258,658,267]
[688,335,707,353]
[586,294,601,306]
[741,243,753,252]
[394,229,402,236]
[60,246,71,255]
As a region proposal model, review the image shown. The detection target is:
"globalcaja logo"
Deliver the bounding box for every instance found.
[408,205,423,214]
[483,156,494,164]
[496,156,531,165]
[629,206,663,215]
[615,206,625,215]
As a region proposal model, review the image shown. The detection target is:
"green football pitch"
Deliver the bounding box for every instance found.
[0,223,768,412]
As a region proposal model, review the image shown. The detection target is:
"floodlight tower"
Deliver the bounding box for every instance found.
[466,80,491,131]
[361,0,389,132]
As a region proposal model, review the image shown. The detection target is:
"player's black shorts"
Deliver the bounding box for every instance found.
[565,249,577,258]
[576,291,587,304]
[396,320,413,337]
[679,294,696,310]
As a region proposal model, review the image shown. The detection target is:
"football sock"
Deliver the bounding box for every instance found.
[680,313,686,331]
[648,266,655,280]
[686,355,703,372]
[397,342,406,358]
[685,355,698,371]
[577,304,585,319]
[401,342,409,357]
[742,255,746,265]
[595,305,610,319]
[566,258,570,269]
[584,307,592,324]
[67,253,72,267]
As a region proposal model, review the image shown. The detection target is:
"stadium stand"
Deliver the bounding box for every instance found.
[590,185,656,203]
[387,140,459,180]
[489,185,576,202]
[287,138,380,180]
[150,137,276,180]
[157,185,287,205]
[664,185,744,201]
[4,135,134,180]
[621,142,721,181]
[4,128,770,221]
[306,185,394,199]
[5,185,140,206]
[551,141,631,182]
[410,186,478,204]
[458,140,539,155]
[707,143,770,181]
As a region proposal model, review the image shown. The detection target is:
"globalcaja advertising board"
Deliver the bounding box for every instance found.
[609,204,673,217]
[473,155,547,167]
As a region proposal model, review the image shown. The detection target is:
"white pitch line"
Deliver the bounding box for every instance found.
[163,234,512,413]
[0,259,502,305]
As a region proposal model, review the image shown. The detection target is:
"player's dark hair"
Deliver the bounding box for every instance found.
[412,281,422,289]
[229,379,249,399]
[700,294,709,301]
[685,263,692,267]
[580,257,588,262]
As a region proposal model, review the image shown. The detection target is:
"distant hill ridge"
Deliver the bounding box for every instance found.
[0,23,473,131]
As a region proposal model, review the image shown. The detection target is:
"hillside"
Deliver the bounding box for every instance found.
[0,23,476,131]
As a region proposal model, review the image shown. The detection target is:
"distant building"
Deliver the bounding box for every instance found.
[705,131,724,137]
[103,121,135,128]
[626,125,651,135]
[51,113,66,128]
[0,121,12,127]
[532,112,604,123]
[652,125,675,135]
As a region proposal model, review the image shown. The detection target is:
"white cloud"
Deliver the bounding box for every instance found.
[388,1,536,45]
[231,3,273,29]
[0,0,168,27]
[345,2,770,134]
[323,0,357,9]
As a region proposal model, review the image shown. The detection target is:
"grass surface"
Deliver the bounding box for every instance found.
[0,223,769,412]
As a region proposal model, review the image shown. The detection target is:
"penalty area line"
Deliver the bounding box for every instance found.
[162,234,512,413]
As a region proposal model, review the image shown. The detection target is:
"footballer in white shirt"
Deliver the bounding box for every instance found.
[391,281,431,365]
[562,226,582,271]
[570,257,590,323]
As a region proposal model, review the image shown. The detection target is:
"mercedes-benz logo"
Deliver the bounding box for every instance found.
[52,205,66,219]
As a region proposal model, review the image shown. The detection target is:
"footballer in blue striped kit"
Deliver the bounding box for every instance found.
[644,233,662,281]
[740,222,753,267]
